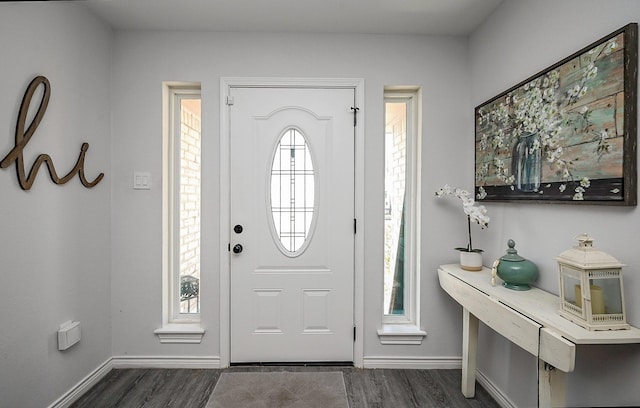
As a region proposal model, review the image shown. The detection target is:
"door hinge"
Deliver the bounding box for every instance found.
[226,96,234,106]
[353,218,357,234]
[350,106,359,127]
[353,326,356,341]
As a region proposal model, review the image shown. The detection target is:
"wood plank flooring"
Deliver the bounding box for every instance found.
[71,367,500,408]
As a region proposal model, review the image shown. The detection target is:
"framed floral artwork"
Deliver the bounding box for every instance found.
[475,23,637,205]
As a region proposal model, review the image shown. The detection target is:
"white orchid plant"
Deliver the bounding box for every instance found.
[435,184,489,252]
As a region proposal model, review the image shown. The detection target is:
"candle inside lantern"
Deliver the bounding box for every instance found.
[590,285,605,314]
[574,284,605,314]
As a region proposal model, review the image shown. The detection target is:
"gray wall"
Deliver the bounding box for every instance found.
[2,1,640,407]
[109,30,472,360]
[470,1,640,406]
[0,3,112,408]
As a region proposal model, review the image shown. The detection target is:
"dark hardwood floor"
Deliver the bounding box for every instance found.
[71,366,500,408]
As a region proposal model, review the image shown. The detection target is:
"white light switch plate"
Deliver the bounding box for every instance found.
[133,172,151,190]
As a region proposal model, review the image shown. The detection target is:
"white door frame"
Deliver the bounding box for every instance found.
[219,77,365,367]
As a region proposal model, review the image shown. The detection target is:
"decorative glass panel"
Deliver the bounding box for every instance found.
[270,128,315,254]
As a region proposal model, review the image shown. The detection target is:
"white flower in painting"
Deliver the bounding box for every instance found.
[543,88,555,101]
[495,103,510,123]
[604,39,618,55]
[568,84,582,98]
[547,143,562,163]
[611,188,620,194]
[559,184,566,193]
[492,135,503,149]
[573,186,585,200]
[586,63,598,80]
[476,163,489,183]
[542,77,550,88]
[530,138,541,154]
[476,186,487,200]
[580,105,589,114]
[580,177,591,188]
[578,86,588,98]
[479,134,488,150]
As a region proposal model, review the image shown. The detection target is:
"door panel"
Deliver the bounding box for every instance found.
[229,87,355,363]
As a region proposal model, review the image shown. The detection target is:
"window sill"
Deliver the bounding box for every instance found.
[377,324,426,345]
[154,323,205,344]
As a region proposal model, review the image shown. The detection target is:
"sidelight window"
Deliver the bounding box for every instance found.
[383,89,421,326]
[164,84,201,322]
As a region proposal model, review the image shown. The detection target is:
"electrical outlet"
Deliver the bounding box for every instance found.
[58,321,81,351]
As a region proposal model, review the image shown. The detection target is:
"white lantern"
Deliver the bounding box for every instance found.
[556,234,629,331]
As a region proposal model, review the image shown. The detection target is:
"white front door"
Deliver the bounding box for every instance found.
[229,87,355,363]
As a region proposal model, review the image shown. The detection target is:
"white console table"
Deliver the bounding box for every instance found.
[438,264,640,407]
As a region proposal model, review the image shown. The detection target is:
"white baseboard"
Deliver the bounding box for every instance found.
[111,355,222,369]
[48,358,113,408]
[475,369,516,408]
[49,355,512,408]
[49,356,221,408]
[363,356,462,369]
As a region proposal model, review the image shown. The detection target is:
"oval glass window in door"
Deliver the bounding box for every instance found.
[269,128,316,255]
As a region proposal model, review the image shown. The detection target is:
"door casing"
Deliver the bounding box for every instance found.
[219,77,365,367]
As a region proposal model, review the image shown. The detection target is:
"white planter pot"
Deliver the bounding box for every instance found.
[460,251,483,271]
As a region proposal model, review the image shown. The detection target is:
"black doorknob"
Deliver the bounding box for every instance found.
[233,244,243,254]
[234,224,243,234]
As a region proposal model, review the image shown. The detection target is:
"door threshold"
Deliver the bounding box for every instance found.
[230,361,354,367]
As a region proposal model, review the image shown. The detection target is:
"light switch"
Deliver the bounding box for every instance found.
[133,172,151,190]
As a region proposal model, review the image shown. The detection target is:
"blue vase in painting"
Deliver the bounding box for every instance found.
[515,133,541,192]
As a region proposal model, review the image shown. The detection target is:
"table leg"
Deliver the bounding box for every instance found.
[538,359,567,407]
[462,307,479,398]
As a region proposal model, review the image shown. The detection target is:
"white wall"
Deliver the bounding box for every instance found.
[109,30,472,361]
[0,3,112,408]
[470,1,640,406]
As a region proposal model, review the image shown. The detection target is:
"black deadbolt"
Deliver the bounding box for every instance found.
[234,224,243,234]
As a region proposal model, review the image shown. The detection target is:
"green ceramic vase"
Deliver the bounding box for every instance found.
[496,239,539,290]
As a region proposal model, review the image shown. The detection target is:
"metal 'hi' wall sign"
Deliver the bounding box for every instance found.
[0,76,104,190]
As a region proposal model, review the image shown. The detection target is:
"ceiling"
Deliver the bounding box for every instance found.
[82,0,504,36]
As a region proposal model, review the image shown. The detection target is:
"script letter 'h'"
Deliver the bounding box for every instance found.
[0,76,104,190]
